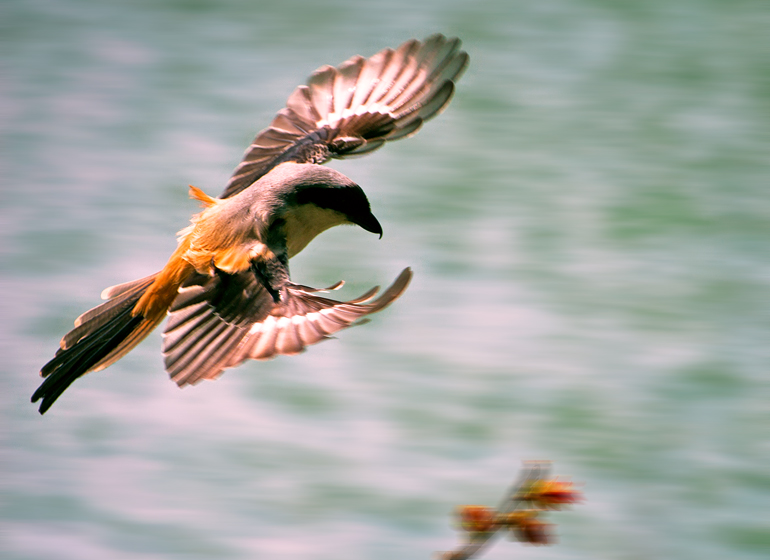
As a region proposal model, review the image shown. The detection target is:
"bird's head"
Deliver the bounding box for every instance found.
[257,163,382,258]
[271,163,382,238]
[294,180,382,238]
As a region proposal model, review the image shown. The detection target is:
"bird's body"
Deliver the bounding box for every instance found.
[146,163,377,308]
[32,34,469,414]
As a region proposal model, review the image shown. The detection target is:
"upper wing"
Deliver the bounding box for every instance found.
[221,34,469,198]
[162,268,413,386]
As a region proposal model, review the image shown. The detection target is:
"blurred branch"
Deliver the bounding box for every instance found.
[437,462,582,560]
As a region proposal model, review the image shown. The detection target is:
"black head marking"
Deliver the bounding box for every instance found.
[295,184,382,237]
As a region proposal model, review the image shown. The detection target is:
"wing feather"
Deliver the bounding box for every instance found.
[162,268,412,386]
[220,34,468,198]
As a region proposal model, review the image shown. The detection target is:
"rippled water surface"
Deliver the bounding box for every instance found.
[3,1,770,559]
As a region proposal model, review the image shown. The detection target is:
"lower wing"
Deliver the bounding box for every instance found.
[162,267,413,386]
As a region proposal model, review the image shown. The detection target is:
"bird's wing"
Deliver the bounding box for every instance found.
[162,268,412,386]
[221,34,469,198]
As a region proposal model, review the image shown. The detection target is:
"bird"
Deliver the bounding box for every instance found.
[32,33,469,415]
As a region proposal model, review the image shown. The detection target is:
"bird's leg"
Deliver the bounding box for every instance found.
[250,259,285,303]
[249,224,292,304]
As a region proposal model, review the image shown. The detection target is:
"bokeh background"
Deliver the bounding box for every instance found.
[3,1,769,559]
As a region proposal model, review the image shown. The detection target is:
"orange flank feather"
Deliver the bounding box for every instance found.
[134,184,267,318]
[133,242,194,320]
[132,188,207,319]
[188,184,217,207]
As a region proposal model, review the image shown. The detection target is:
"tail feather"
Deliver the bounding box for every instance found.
[32,274,164,414]
[99,273,161,301]
[34,309,144,414]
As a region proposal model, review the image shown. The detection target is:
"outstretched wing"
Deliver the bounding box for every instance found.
[221,34,469,198]
[162,268,412,386]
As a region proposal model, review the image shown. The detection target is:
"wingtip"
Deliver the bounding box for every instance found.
[395,266,413,294]
[365,267,413,311]
[398,266,414,285]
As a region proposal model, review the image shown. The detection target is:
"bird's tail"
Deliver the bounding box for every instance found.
[32,273,166,414]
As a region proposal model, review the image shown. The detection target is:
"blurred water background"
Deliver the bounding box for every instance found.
[3,1,769,559]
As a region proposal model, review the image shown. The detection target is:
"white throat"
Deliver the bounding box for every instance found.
[283,204,349,258]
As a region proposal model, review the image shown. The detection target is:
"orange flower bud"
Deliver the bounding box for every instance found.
[513,516,553,545]
[500,511,553,545]
[456,505,497,533]
[524,478,582,510]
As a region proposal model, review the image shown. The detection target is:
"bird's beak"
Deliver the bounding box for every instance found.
[355,212,383,239]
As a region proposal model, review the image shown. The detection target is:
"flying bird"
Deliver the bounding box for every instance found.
[32,34,469,414]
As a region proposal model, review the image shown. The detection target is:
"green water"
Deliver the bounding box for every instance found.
[3,1,769,559]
